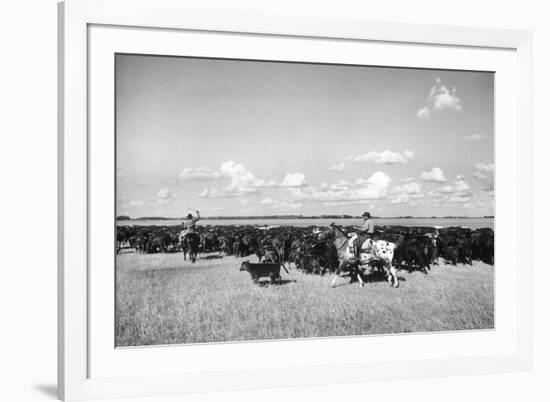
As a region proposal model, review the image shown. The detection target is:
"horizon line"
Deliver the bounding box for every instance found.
[117,214,494,220]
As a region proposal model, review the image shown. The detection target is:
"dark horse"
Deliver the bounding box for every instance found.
[320,223,399,288]
[181,233,200,263]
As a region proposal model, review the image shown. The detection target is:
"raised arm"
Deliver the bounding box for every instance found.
[193,210,201,223]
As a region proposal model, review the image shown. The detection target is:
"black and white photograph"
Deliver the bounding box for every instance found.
[7,0,550,400]
[115,54,495,347]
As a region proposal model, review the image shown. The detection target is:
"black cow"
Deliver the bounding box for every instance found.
[437,228,474,265]
[218,235,232,255]
[298,253,323,275]
[308,241,339,274]
[200,232,218,253]
[232,239,243,258]
[441,245,459,266]
[392,234,431,274]
[239,260,281,284]
[242,235,260,257]
[471,228,494,265]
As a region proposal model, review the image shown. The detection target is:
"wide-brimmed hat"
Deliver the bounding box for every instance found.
[362,211,371,217]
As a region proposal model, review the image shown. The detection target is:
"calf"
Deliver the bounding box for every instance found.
[441,245,459,266]
[239,260,281,284]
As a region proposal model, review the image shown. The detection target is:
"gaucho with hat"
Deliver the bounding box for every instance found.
[351,211,375,260]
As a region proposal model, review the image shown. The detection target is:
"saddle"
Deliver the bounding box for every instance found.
[347,233,375,264]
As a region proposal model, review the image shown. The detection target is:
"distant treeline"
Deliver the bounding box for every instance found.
[116,214,494,221]
[117,215,359,221]
[203,214,361,220]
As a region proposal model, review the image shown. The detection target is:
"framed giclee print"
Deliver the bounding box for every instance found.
[58,0,533,400]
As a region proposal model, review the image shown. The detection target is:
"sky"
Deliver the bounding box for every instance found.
[116,54,494,218]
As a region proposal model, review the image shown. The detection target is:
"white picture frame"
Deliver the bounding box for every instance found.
[58,0,533,400]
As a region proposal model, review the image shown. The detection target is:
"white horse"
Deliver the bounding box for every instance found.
[322,223,399,288]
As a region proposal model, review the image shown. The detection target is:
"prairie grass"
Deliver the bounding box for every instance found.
[115,252,494,346]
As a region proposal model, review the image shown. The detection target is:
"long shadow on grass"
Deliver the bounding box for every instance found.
[255,279,297,287]
[331,272,407,288]
[364,272,407,283]
[360,272,407,284]
[199,254,224,260]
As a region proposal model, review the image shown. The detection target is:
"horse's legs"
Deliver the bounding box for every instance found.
[382,265,392,285]
[330,269,340,287]
[390,264,399,288]
[357,270,365,287]
[330,261,347,287]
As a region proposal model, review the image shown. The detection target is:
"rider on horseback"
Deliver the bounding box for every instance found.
[352,211,375,260]
[179,209,200,244]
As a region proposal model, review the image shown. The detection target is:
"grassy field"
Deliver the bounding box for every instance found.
[115,251,494,347]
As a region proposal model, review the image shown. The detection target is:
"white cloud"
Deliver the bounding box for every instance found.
[351,150,414,165]
[219,161,269,194]
[432,185,453,194]
[279,172,308,188]
[198,187,224,198]
[453,180,471,195]
[399,177,417,183]
[191,161,309,198]
[429,179,472,199]
[420,167,447,183]
[192,161,276,197]
[390,181,424,205]
[329,162,345,172]
[365,172,391,189]
[473,171,487,180]
[289,171,391,203]
[475,162,494,173]
[417,78,462,119]
[393,181,422,195]
[416,106,430,120]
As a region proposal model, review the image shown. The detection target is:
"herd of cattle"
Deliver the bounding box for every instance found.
[116,223,494,275]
